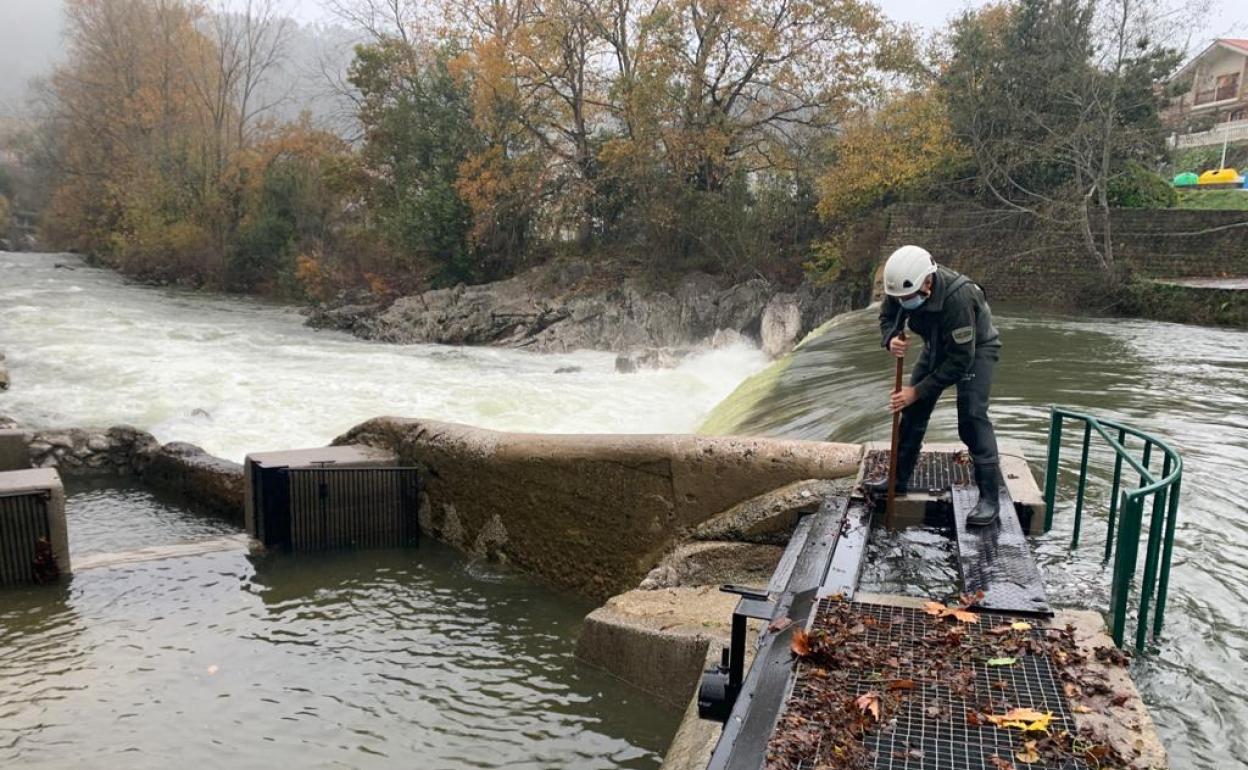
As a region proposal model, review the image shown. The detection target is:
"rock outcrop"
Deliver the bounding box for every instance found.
[308,260,860,359]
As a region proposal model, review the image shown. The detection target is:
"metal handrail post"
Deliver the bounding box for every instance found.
[1136,455,1171,651]
[1153,472,1183,637]
[1044,408,1063,532]
[1105,428,1126,562]
[1071,421,1093,549]
[1109,493,1145,647]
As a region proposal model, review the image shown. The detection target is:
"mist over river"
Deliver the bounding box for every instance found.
[0,252,769,461]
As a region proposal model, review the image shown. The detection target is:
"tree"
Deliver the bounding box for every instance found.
[942,0,1187,273]
[350,40,485,285]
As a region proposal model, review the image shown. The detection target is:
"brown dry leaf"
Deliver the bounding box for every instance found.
[923,601,948,616]
[961,590,986,606]
[1072,704,1094,714]
[887,679,917,691]
[793,626,813,658]
[924,600,979,623]
[988,624,1014,636]
[966,710,983,727]
[768,617,792,633]
[791,629,812,658]
[1016,740,1040,764]
[989,754,1015,770]
[986,708,1054,732]
[855,691,881,721]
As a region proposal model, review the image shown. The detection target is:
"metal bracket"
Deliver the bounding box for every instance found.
[698,585,776,723]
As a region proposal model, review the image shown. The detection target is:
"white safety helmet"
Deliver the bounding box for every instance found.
[883,245,937,297]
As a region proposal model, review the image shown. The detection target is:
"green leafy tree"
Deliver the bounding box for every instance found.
[350,40,485,286]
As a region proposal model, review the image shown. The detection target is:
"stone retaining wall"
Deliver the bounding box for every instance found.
[27,425,160,475]
[334,417,862,599]
[2,422,244,521]
[882,204,1248,311]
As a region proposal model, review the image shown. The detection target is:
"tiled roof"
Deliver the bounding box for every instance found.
[1221,39,1248,54]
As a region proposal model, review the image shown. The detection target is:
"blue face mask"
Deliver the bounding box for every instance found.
[900,293,927,311]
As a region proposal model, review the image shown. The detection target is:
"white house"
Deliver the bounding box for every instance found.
[1165,39,1248,149]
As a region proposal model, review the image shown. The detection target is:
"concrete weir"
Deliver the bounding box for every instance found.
[335,417,863,599]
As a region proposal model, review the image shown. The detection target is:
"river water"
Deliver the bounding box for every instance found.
[0,253,766,462]
[704,306,1248,770]
[0,251,768,769]
[3,251,1246,768]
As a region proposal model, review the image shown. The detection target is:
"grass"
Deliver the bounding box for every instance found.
[1175,188,1248,210]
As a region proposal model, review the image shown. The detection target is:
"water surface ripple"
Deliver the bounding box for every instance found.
[0,544,676,769]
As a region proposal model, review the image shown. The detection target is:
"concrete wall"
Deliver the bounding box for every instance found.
[882,204,1248,311]
[334,417,862,599]
[141,442,245,524]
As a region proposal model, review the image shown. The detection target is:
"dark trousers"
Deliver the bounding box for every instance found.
[896,348,1000,479]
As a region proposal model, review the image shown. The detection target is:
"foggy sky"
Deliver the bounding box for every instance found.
[1,0,1242,120]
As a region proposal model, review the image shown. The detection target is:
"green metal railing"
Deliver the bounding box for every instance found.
[1043,407,1183,652]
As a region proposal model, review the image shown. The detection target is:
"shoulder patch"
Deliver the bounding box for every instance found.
[951,326,975,344]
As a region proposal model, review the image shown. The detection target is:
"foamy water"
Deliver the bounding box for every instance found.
[0,253,769,461]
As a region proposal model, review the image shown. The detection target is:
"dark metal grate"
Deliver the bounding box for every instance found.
[787,601,1085,770]
[952,485,1050,615]
[864,451,971,494]
[0,492,51,587]
[286,467,420,551]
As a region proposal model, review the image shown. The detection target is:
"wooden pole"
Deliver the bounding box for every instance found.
[885,330,906,528]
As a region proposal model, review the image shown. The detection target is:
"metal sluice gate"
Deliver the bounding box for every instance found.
[0,490,51,586]
[252,465,422,551]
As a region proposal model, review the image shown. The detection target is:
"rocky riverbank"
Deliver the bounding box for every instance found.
[307,260,868,360]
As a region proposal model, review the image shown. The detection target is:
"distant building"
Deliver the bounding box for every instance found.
[1165,39,1248,151]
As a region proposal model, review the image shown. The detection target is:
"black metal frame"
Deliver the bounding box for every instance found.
[0,490,51,587]
[252,465,421,551]
[703,498,847,770]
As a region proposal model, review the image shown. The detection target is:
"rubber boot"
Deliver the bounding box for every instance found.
[865,449,918,498]
[967,463,1000,527]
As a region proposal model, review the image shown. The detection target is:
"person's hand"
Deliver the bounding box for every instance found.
[888,335,908,358]
[890,386,918,413]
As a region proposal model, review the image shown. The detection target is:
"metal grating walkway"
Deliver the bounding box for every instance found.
[952,485,1049,616]
[863,450,972,495]
[780,601,1085,770]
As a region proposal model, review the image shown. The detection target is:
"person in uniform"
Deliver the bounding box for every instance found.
[868,245,1003,526]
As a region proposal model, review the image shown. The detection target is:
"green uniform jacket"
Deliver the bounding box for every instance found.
[878,266,1001,402]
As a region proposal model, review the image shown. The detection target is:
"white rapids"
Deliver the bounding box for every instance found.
[0,252,769,461]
